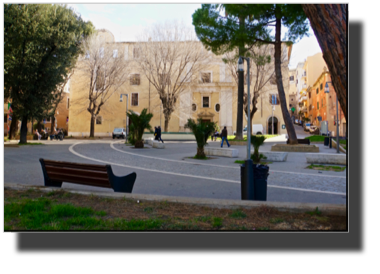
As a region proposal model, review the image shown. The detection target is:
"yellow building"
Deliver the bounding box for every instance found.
[68,30,292,136]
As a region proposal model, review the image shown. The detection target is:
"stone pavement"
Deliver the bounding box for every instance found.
[4,131,346,204]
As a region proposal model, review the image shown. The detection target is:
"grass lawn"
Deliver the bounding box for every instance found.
[234,160,273,165]
[4,188,346,231]
[306,164,346,172]
[227,135,278,141]
[17,142,44,146]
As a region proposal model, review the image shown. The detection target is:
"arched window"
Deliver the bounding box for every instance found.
[192,103,197,112]
[215,103,220,112]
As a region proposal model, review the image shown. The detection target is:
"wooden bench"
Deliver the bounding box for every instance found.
[39,159,136,193]
[286,139,310,145]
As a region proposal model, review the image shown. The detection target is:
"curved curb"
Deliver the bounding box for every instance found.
[5,183,346,216]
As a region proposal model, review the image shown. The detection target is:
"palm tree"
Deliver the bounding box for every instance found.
[127,108,153,148]
[184,118,217,158]
[250,135,266,163]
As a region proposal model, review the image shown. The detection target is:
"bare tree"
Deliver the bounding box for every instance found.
[76,33,131,137]
[134,21,212,132]
[224,44,288,136]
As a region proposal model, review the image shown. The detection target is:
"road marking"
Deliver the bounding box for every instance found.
[110,142,346,179]
[69,142,346,196]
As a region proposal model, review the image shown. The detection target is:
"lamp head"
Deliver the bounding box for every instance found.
[237,57,244,72]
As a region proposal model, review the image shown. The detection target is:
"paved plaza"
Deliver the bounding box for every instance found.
[4,127,347,205]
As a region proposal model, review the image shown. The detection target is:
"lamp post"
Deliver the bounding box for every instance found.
[120,94,129,138]
[238,56,254,200]
[324,82,339,153]
[236,57,244,140]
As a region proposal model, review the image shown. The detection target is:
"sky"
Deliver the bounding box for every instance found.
[68,3,322,69]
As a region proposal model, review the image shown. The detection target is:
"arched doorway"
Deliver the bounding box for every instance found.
[267,116,278,135]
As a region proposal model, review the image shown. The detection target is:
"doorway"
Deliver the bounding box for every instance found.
[267,116,278,135]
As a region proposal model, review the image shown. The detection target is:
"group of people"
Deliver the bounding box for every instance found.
[212,126,230,148]
[154,126,164,143]
[34,127,63,141]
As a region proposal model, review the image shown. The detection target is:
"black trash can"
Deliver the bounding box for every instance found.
[240,160,254,200]
[253,164,269,201]
[324,137,330,146]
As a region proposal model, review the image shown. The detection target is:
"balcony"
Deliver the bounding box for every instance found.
[299,95,307,103]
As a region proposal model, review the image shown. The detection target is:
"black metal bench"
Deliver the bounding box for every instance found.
[286,139,310,145]
[39,159,136,193]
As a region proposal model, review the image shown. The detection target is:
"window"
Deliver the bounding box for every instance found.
[215,103,220,112]
[130,74,140,85]
[291,98,293,101]
[192,103,197,111]
[200,72,211,83]
[269,94,280,105]
[289,76,294,81]
[131,93,138,106]
[309,92,311,99]
[304,71,307,76]
[317,102,319,110]
[320,83,323,90]
[309,105,312,111]
[296,79,298,85]
[202,96,210,108]
[316,88,319,94]
[159,74,170,85]
[99,48,104,58]
[133,47,140,59]
[96,116,102,125]
[4,115,7,123]
[67,98,70,109]
[113,49,118,58]
[43,117,51,123]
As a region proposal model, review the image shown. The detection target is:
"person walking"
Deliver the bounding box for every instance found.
[154,127,158,141]
[220,126,230,148]
[157,126,164,143]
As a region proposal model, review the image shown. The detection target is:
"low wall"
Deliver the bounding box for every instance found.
[271,144,319,153]
[306,153,346,165]
[262,152,288,162]
[204,147,239,158]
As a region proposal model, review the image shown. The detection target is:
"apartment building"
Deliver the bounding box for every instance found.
[288,69,297,120]
[68,29,293,136]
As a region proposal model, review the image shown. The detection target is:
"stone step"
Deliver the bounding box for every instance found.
[204,147,239,158]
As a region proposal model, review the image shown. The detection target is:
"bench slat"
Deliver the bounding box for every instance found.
[45,166,109,179]
[43,160,108,171]
[48,172,111,188]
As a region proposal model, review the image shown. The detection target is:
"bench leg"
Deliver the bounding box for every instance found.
[45,180,63,188]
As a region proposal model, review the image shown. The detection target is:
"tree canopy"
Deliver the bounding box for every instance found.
[4,4,94,142]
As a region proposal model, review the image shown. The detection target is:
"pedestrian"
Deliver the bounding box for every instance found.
[35,129,41,140]
[212,130,219,141]
[157,126,164,143]
[220,126,230,148]
[154,126,158,141]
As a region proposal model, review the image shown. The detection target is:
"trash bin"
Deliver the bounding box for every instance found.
[324,137,330,146]
[253,164,269,201]
[240,159,254,200]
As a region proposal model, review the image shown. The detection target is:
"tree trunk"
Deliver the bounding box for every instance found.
[8,114,18,139]
[90,115,95,137]
[50,116,55,133]
[302,4,347,119]
[274,16,298,144]
[164,115,170,132]
[235,16,245,141]
[19,115,28,144]
[135,140,144,148]
[37,121,42,132]
[196,147,206,158]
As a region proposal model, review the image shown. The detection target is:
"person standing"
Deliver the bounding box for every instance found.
[35,129,41,140]
[157,126,164,143]
[220,126,230,148]
[154,126,158,140]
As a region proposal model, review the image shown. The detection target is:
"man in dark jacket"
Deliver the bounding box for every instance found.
[221,126,230,147]
[157,126,164,143]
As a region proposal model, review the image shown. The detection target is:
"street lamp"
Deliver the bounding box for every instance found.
[120,94,129,138]
[325,82,339,153]
[235,57,244,140]
[238,56,254,200]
